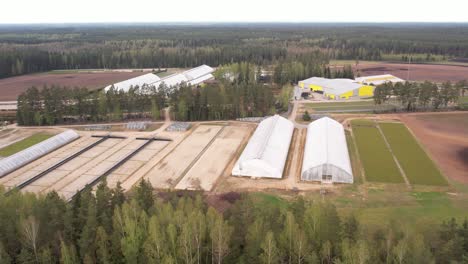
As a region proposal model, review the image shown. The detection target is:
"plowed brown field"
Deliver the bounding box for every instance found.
[0,71,146,101]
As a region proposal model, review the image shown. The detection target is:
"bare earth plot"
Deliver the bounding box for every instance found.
[355,62,468,82]
[22,138,126,199]
[145,125,223,189]
[398,112,468,183]
[0,136,95,189]
[0,71,146,101]
[175,126,250,191]
[105,140,169,189]
[46,138,137,200]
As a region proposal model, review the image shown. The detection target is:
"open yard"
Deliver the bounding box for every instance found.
[175,126,251,191]
[351,120,404,183]
[380,122,448,186]
[0,132,53,157]
[145,125,223,189]
[0,71,147,101]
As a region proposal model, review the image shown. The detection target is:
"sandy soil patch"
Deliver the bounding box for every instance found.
[175,126,252,191]
[105,140,169,189]
[145,125,223,189]
[23,138,125,196]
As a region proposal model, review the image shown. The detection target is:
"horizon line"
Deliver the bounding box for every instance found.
[1,21,468,26]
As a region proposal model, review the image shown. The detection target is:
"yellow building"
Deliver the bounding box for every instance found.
[298,77,375,100]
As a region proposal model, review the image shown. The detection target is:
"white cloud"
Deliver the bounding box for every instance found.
[2,0,468,23]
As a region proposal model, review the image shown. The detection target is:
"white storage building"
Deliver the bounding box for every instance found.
[301,117,353,184]
[151,65,214,88]
[355,74,404,86]
[104,73,161,92]
[0,130,79,178]
[232,115,294,179]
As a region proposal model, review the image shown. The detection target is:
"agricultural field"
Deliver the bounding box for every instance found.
[298,101,397,116]
[380,122,448,186]
[351,120,404,183]
[0,132,53,157]
[399,112,468,184]
[355,62,468,82]
[0,71,147,101]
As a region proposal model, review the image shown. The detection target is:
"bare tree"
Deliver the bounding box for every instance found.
[21,216,40,263]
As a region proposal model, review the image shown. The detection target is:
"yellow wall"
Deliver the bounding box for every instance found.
[309,84,323,92]
[358,85,374,96]
[340,90,353,99]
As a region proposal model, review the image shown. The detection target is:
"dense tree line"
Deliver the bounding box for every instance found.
[16,63,283,125]
[0,181,467,263]
[2,24,468,78]
[373,80,465,111]
[16,85,167,126]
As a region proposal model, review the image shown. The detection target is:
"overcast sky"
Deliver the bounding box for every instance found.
[2,0,468,24]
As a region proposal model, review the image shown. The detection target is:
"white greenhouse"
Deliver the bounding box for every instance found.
[0,130,79,177]
[104,73,161,92]
[301,117,353,184]
[232,115,294,179]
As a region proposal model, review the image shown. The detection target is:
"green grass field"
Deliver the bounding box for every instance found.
[0,133,53,157]
[380,122,448,186]
[351,120,404,183]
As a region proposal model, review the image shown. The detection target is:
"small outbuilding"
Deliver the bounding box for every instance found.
[301,117,353,184]
[232,115,294,179]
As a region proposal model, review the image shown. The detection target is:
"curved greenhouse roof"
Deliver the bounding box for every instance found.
[232,115,294,179]
[301,117,353,183]
[0,130,79,178]
[104,73,161,92]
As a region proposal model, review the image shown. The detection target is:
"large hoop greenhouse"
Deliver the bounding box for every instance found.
[232,115,294,178]
[0,130,79,178]
[301,117,353,184]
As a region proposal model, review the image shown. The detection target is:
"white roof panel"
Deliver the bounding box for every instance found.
[355,74,405,85]
[189,73,214,86]
[104,73,160,92]
[184,65,214,80]
[0,130,79,178]
[298,77,362,95]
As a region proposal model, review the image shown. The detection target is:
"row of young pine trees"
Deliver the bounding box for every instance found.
[1,180,467,263]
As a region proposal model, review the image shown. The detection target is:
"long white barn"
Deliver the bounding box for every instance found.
[232,115,294,179]
[104,73,161,92]
[105,65,214,92]
[301,117,353,184]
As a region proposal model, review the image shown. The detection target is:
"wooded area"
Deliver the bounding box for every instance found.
[0,180,467,263]
[373,80,465,111]
[1,24,468,79]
